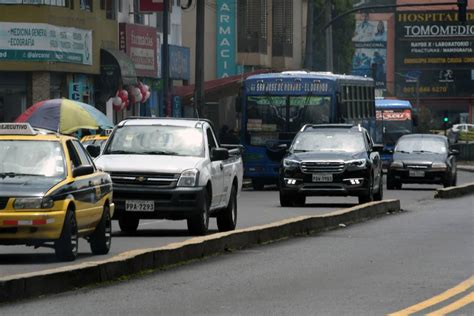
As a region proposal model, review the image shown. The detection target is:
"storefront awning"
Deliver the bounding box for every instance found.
[173,69,270,105]
[101,48,137,86]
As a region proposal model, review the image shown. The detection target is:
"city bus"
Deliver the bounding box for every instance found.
[375,98,413,168]
[239,71,376,190]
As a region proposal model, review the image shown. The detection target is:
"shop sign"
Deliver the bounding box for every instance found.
[0,22,92,65]
[169,45,190,81]
[216,0,237,78]
[395,11,474,97]
[119,23,158,78]
[138,0,164,12]
[69,82,83,101]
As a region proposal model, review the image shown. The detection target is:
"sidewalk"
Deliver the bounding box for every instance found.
[458,164,474,173]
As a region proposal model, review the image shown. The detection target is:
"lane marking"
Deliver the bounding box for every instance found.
[388,275,474,316]
[426,292,474,316]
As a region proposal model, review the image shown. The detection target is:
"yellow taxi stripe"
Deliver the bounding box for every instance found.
[388,275,474,316]
[425,292,474,316]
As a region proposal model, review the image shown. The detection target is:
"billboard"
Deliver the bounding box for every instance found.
[216,0,237,78]
[351,14,387,89]
[395,10,474,98]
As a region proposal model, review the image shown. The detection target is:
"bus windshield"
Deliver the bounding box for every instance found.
[246,95,331,146]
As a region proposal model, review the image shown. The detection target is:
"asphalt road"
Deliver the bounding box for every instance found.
[1,191,472,315]
[0,172,473,277]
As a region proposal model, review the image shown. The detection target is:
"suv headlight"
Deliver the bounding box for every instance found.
[390,160,404,168]
[432,162,447,170]
[283,159,300,168]
[14,197,54,209]
[346,159,367,169]
[177,168,199,187]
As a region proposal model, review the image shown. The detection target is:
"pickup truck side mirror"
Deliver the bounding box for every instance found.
[86,144,101,158]
[211,148,229,161]
[73,165,94,177]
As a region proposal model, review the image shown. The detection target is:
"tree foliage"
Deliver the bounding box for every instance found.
[312,0,355,74]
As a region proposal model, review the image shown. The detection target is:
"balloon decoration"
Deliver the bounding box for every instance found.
[114,82,151,111]
[112,89,129,111]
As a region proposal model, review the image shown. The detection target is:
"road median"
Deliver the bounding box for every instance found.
[0,199,400,303]
[434,182,474,199]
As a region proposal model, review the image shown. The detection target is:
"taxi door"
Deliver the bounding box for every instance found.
[66,140,103,231]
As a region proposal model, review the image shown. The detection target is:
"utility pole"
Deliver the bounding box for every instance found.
[304,0,314,70]
[194,0,205,117]
[325,0,333,72]
[163,0,170,116]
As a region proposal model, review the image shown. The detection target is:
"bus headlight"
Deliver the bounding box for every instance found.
[14,197,54,209]
[346,159,367,169]
[177,169,199,187]
[283,159,300,168]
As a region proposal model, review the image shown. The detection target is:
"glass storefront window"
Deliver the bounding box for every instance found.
[0,73,28,122]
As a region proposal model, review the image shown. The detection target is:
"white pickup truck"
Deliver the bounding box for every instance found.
[90,118,243,235]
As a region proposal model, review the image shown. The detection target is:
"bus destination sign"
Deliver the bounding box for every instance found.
[247,81,331,94]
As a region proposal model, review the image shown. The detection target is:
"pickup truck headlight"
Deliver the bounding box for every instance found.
[283,159,300,168]
[346,159,367,169]
[390,160,404,168]
[432,162,447,170]
[14,197,54,209]
[177,169,199,187]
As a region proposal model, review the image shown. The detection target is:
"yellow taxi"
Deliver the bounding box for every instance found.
[0,123,114,261]
[80,129,112,152]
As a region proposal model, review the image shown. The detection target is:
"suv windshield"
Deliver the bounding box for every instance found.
[395,137,447,154]
[0,140,66,178]
[104,125,205,157]
[292,131,366,153]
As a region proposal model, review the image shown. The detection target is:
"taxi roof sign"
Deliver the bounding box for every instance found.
[0,123,37,135]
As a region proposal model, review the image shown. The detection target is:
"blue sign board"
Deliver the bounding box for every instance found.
[216,0,237,78]
[169,45,190,81]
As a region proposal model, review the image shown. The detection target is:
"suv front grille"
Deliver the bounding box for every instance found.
[110,172,179,188]
[301,161,345,173]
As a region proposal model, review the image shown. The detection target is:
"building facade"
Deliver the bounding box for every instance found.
[0,0,118,122]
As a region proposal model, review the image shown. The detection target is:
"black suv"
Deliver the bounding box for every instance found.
[279,124,384,206]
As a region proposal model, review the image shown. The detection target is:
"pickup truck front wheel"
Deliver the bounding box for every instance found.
[217,184,237,232]
[187,191,210,236]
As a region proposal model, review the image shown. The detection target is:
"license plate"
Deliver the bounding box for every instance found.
[312,174,333,182]
[409,170,425,177]
[125,200,155,212]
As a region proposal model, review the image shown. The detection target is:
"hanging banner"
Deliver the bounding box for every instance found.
[0,22,92,65]
[216,0,237,78]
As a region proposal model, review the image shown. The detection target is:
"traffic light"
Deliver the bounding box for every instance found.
[443,116,449,123]
[458,0,467,22]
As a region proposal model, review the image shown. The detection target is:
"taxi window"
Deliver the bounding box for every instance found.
[72,140,94,167]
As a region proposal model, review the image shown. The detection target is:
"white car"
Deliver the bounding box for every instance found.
[451,123,474,133]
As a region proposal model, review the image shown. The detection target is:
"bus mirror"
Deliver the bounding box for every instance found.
[235,97,242,113]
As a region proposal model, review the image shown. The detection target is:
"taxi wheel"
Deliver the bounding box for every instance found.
[217,184,237,232]
[118,216,139,234]
[187,190,210,236]
[55,210,78,262]
[90,206,112,255]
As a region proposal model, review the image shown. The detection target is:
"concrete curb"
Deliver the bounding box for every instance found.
[0,200,400,303]
[435,182,474,199]
[458,165,474,173]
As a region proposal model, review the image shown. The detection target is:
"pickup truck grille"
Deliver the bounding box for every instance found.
[301,161,345,173]
[110,172,179,188]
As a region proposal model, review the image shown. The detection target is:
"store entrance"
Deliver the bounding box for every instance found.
[0,72,28,122]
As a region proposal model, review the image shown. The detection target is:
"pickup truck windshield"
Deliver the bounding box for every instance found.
[104,125,205,157]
